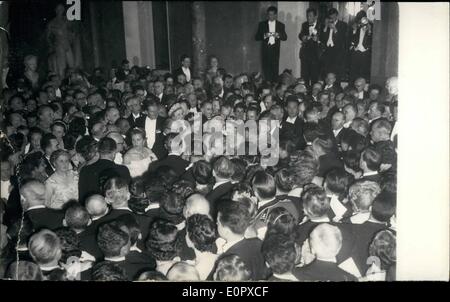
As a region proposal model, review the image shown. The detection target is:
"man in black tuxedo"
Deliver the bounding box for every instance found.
[293,223,357,281]
[281,95,306,149]
[255,6,287,83]
[148,133,191,178]
[135,98,165,148]
[299,8,321,87]
[78,137,131,204]
[97,220,154,280]
[323,72,343,94]
[153,80,170,106]
[349,13,372,82]
[20,180,64,231]
[214,202,269,280]
[359,146,382,183]
[173,55,193,84]
[331,111,352,151]
[206,156,235,220]
[125,96,145,129]
[41,133,59,176]
[320,8,348,81]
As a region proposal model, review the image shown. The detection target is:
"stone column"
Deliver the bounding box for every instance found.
[191,1,206,78]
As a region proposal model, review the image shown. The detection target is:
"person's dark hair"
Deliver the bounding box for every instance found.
[92,261,129,281]
[75,135,98,162]
[244,164,265,183]
[267,5,278,14]
[117,214,141,246]
[41,133,56,151]
[160,191,185,217]
[230,158,247,183]
[369,101,386,115]
[65,203,90,231]
[68,117,87,137]
[261,234,296,274]
[18,152,45,182]
[303,122,325,143]
[155,165,178,188]
[275,168,294,193]
[192,160,213,185]
[213,254,251,281]
[136,270,168,281]
[302,184,329,218]
[143,175,167,203]
[327,7,339,17]
[172,180,195,199]
[343,150,361,172]
[98,137,117,155]
[5,261,44,281]
[266,207,297,237]
[341,129,368,152]
[186,214,217,252]
[63,132,78,151]
[306,7,317,16]
[371,191,396,222]
[8,133,25,153]
[217,201,251,235]
[361,146,381,171]
[325,169,353,201]
[145,219,179,261]
[97,220,130,258]
[252,171,276,200]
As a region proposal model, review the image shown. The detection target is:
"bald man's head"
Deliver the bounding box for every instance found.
[309,223,342,259]
[85,194,109,218]
[183,194,210,219]
[19,180,46,209]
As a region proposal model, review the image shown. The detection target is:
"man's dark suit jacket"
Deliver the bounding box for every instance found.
[43,155,55,177]
[78,159,131,204]
[206,181,234,220]
[215,238,270,281]
[123,250,157,280]
[104,254,156,281]
[78,227,103,260]
[151,132,168,160]
[317,153,344,178]
[255,20,288,53]
[25,207,64,231]
[134,115,165,132]
[173,67,193,83]
[148,154,190,178]
[293,259,357,281]
[281,116,306,150]
[299,21,321,60]
[127,113,146,129]
[344,221,387,275]
[3,176,21,227]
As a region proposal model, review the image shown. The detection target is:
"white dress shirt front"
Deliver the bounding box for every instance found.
[182,67,191,82]
[268,20,276,45]
[145,117,157,148]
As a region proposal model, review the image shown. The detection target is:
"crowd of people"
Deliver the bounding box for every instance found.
[0,9,398,280]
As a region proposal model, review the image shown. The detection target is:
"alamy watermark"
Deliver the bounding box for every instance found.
[169,114,280,167]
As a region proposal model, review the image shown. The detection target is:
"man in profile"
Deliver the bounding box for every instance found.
[255,6,287,83]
